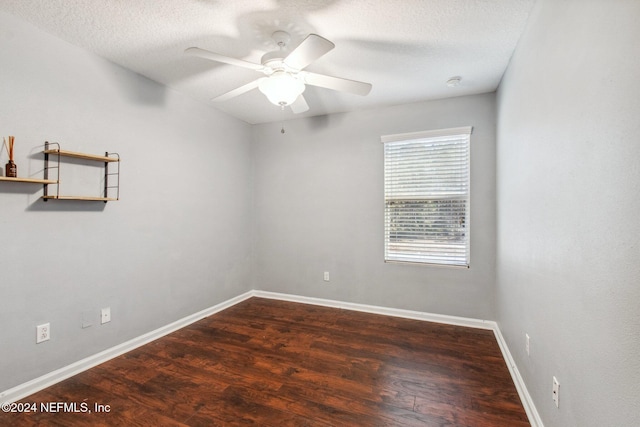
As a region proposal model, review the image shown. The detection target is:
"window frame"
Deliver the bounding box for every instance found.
[382,126,472,268]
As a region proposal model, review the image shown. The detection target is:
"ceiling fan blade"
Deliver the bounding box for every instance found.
[290,95,309,114]
[303,72,372,96]
[284,34,335,70]
[211,78,262,102]
[185,47,265,72]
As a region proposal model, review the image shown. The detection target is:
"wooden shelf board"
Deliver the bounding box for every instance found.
[44,149,119,162]
[42,196,118,201]
[0,176,58,184]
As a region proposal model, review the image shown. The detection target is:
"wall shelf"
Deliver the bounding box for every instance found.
[43,141,120,203]
[43,148,119,163]
[0,176,58,184]
[42,195,118,202]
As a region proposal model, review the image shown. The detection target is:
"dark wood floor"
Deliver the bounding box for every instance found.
[2,297,529,426]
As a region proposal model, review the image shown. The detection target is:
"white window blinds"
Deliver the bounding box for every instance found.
[382,127,471,267]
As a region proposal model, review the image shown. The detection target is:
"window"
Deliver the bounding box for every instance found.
[382,127,471,267]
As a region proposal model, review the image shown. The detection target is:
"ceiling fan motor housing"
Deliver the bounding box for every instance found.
[261,51,288,70]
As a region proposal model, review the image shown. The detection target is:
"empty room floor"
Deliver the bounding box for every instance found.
[1,298,529,426]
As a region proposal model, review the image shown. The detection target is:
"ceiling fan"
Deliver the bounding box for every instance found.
[185,31,372,113]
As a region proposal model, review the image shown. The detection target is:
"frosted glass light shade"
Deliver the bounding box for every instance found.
[258,71,305,106]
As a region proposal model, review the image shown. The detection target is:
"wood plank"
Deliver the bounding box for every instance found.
[43,149,119,162]
[42,196,117,201]
[0,297,529,426]
[0,176,57,184]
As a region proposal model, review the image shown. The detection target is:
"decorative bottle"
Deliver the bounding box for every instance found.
[5,160,17,178]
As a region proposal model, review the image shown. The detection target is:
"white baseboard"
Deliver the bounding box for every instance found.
[0,291,254,404]
[493,326,544,427]
[1,289,542,427]
[252,290,497,330]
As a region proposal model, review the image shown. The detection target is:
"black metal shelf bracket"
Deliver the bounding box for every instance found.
[43,141,60,202]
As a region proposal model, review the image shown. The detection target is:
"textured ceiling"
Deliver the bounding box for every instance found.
[0,0,535,124]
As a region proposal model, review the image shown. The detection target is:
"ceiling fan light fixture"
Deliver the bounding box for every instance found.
[258,71,305,106]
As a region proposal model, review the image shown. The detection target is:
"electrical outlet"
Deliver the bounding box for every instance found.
[552,376,560,407]
[525,333,530,356]
[36,323,50,343]
[101,307,111,324]
[323,271,330,282]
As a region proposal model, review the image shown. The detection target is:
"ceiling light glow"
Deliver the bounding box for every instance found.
[258,71,305,106]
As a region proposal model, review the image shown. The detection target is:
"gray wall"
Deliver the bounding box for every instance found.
[8,3,639,425]
[0,12,253,391]
[496,0,640,426]
[252,93,497,320]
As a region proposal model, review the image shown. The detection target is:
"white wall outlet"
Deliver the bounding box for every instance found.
[552,376,560,407]
[323,271,330,282]
[36,323,50,343]
[101,307,111,324]
[525,333,530,356]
